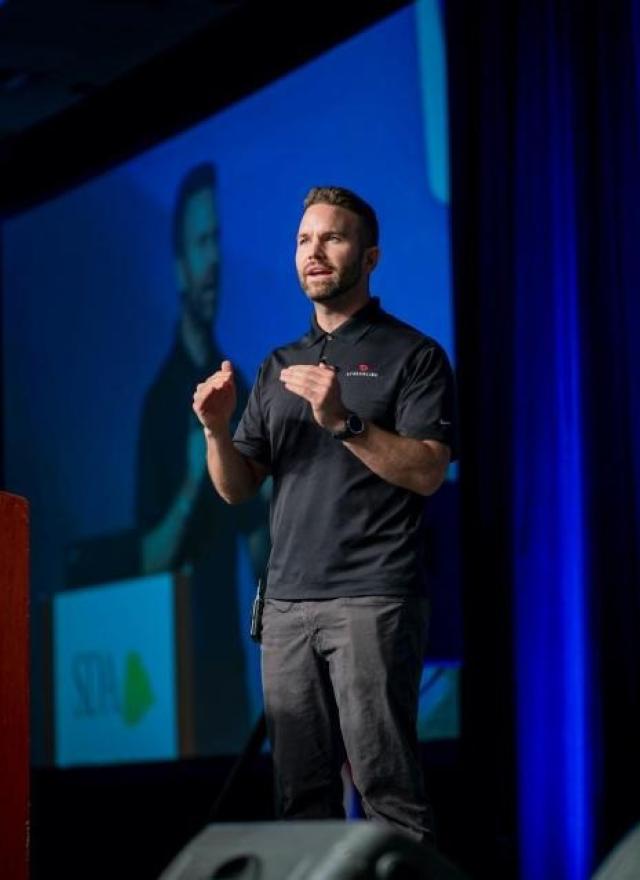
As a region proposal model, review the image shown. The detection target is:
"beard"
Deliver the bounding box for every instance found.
[182,264,219,326]
[300,257,364,303]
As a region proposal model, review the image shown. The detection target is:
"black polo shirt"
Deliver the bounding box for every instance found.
[233,297,456,599]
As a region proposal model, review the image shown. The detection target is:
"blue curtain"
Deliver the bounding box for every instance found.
[446,1,640,878]
[513,4,591,878]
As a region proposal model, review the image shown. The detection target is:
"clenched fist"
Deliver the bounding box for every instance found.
[279,362,347,431]
[193,360,237,436]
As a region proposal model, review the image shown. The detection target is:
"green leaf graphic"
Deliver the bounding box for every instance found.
[122,651,155,725]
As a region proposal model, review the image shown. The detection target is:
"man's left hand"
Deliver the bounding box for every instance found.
[280,363,347,432]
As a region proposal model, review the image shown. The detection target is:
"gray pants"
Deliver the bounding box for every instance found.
[260,595,433,841]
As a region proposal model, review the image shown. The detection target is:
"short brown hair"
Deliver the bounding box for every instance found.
[303,186,379,247]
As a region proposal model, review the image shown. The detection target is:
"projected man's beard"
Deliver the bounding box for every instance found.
[183,263,219,325]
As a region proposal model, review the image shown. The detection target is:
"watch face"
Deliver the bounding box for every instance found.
[332,412,365,440]
[346,413,364,435]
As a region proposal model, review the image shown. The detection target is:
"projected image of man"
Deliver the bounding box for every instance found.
[136,162,269,755]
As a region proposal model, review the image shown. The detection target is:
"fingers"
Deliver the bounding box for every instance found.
[192,365,235,408]
[281,369,327,397]
[198,364,235,392]
[280,365,335,386]
[279,365,339,404]
[279,364,345,430]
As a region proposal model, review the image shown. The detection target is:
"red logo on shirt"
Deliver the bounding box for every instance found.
[346,364,379,378]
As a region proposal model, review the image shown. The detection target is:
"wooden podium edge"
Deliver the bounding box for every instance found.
[0,491,30,880]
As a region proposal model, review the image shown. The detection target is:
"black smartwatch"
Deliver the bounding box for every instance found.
[332,412,366,440]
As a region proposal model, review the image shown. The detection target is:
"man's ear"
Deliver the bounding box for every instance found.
[364,246,380,273]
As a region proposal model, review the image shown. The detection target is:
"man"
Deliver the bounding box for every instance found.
[192,186,455,840]
[136,162,269,754]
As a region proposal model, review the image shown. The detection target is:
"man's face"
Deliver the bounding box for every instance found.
[295,203,376,303]
[177,188,220,325]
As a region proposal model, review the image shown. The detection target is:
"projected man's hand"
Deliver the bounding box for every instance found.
[192,360,237,436]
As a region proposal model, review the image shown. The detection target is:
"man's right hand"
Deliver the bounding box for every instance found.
[193,360,237,436]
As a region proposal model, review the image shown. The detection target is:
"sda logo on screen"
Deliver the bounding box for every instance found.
[73,650,155,725]
[54,574,179,766]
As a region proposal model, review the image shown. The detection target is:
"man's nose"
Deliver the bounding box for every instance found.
[310,236,325,257]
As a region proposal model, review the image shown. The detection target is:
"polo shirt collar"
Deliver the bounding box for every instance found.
[300,296,382,348]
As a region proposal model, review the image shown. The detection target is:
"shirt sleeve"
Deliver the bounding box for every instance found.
[233,363,272,467]
[394,340,458,459]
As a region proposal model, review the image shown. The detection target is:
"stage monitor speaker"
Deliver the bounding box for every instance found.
[159,820,469,880]
[592,823,640,880]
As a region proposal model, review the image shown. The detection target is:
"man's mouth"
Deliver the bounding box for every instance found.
[306,265,333,277]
